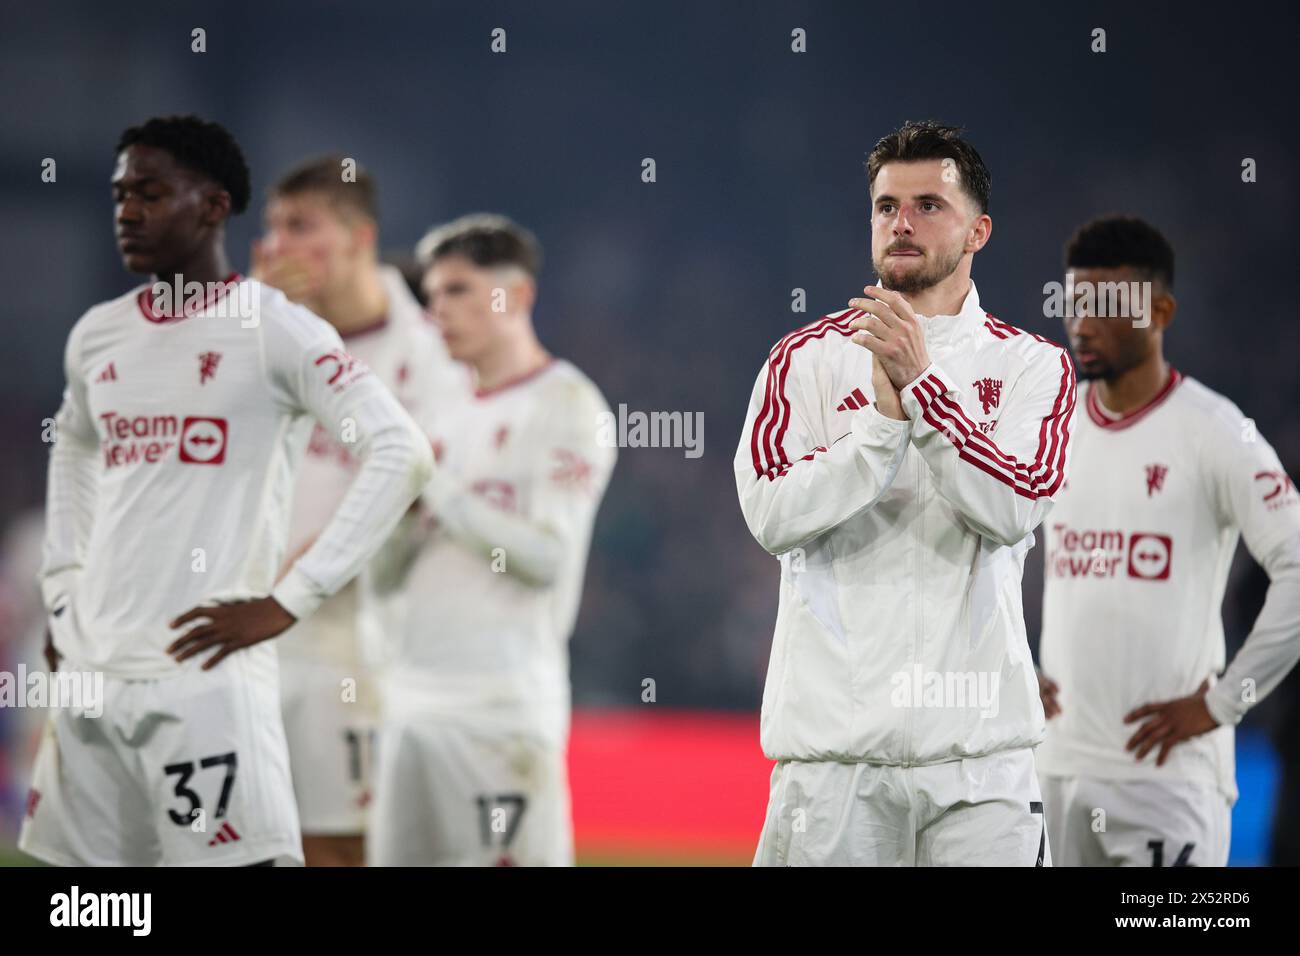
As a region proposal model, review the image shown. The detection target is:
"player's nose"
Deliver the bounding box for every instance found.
[1073,313,1104,338]
[115,198,144,224]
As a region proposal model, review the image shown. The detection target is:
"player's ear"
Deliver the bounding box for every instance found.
[965,212,991,254]
[351,218,378,256]
[202,186,232,228]
[1153,288,1176,332]
[515,276,537,315]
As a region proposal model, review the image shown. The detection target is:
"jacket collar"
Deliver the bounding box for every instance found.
[914,281,983,350]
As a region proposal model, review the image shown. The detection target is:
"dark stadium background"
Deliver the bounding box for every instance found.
[1,1,1296,864]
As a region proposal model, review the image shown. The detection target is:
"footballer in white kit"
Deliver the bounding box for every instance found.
[361,215,616,866]
[19,117,433,867]
[1037,216,1300,866]
[256,157,461,863]
[738,123,1075,866]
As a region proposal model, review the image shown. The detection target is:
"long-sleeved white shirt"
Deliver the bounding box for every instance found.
[41,275,433,678]
[1037,369,1300,801]
[275,266,463,668]
[736,282,1077,764]
[359,358,616,746]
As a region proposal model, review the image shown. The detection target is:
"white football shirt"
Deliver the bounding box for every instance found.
[1037,367,1300,801]
[276,266,463,667]
[360,358,616,746]
[41,275,433,678]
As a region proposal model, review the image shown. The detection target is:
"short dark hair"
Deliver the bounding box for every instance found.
[865,120,991,214]
[116,116,251,214]
[1065,215,1175,289]
[416,214,542,279]
[270,154,378,223]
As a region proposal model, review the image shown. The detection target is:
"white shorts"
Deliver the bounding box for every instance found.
[754,747,1050,866]
[279,656,377,835]
[19,653,303,867]
[1039,773,1231,866]
[368,718,572,866]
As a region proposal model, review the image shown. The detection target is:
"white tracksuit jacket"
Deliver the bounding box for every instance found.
[735,283,1077,766]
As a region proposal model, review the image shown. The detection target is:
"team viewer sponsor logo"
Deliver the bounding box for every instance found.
[179,417,227,464]
[1047,523,1173,580]
[99,411,228,467]
[1127,532,1173,580]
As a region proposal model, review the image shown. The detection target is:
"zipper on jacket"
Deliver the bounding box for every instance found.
[903,452,923,767]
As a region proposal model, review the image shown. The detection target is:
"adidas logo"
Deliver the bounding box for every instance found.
[836,388,869,411]
[207,821,242,847]
[95,362,118,383]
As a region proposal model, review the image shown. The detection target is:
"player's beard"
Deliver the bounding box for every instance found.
[872,241,965,295]
[1075,360,1112,382]
[1075,342,1145,381]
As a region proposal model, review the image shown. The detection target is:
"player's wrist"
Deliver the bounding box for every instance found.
[900,360,936,394]
[898,361,943,422]
[1201,685,1242,727]
[270,567,325,623]
[265,595,297,624]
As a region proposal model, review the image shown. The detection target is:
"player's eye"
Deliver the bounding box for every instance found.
[921,201,939,212]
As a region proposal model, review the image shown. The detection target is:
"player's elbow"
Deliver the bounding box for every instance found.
[744,509,800,556]
[737,482,799,556]
[511,536,566,588]
[981,497,1055,547]
[514,562,561,588]
[386,423,434,496]
[409,432,435,488]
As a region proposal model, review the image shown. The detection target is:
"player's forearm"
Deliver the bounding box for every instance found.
[1205,539,1300,726]
[274,394,434,619]
[736,406,911,555]
[365,505,428,593]
[900,362,1070,547]
[423,475,566,587]
[914,449,1057,547]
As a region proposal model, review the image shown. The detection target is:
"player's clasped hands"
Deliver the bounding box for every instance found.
[847,285,931,390]
[167,596,298,670]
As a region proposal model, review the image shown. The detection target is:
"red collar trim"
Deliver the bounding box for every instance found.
[475,357,556,399]
[1085,366,1182,430]
[137,272,243,323]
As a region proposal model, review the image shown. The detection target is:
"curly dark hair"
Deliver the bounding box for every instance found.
[1066,215,1175,289]
[866,120,991,214]
[116,116,251,215]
